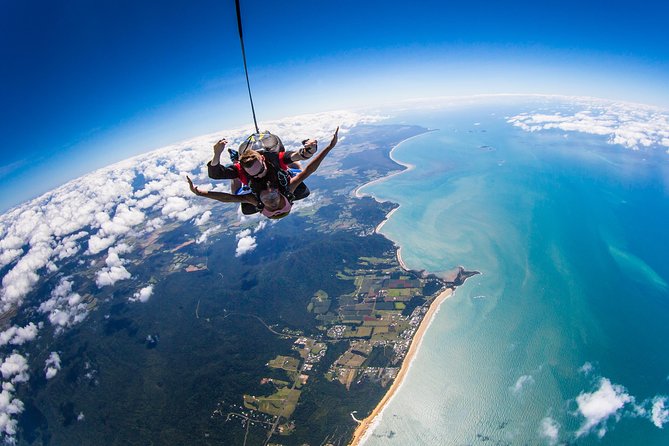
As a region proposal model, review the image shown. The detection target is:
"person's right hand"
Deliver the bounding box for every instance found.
[186,176,203,196]
[326,127,339,150]
[213,138,228,155]
[303,139,318,153]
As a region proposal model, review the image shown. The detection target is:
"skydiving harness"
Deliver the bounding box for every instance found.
[232,151,298,210]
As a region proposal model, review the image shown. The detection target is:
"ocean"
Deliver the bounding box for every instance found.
[358,98,669,445]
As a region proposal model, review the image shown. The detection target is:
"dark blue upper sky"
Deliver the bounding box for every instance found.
[1,0,668,211]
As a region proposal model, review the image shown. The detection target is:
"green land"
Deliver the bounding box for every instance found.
[15,124,475,446]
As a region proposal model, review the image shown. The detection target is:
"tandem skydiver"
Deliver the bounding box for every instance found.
[206,131,316,215]
[187,127,339,219]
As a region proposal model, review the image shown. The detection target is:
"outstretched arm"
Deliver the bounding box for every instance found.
[288,127,339,193]
[187,176,258,205]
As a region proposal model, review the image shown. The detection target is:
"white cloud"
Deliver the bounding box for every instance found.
[87,234,117,255]
[235,234,257,257]
[651,396,669,428]
[162,196,198,221]
[0,382,24,438]
[1,243,53,312]
[0,323,38,347]
[539,416,560,445]
[508,99,669,151]
[38,277,89,330]
[130,285,154,303]
[54,231,87,260]
[95,245,132,287]
[575,378,633,438]
[233,222,267,257]
[511,374,535,395]
[95,265,131,287]
[194,211,211,226]
[196,224,221,244]
[44,352,62,380]
[0,354,29,384]
[254,220,267,233]
[0,109,380,321]
[578,362,594,376]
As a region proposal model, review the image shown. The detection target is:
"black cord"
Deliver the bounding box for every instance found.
[235,0,260,133]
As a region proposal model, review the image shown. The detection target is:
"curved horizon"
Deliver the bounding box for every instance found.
[1,0,668,211]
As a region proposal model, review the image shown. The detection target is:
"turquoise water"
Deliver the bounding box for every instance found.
[360,100,669,445]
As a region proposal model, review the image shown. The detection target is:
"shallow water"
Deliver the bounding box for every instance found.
[359,99,669,445]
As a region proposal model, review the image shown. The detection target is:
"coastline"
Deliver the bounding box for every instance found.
[358,133,429,270]
[349,128,453,445]
[353,130,434,200]
[349,287,453,446]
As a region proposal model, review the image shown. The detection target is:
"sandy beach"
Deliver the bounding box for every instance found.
[348,286,453,446]
[348,129,452,445]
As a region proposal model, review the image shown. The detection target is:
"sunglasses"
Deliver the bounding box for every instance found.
[245,159,267,178]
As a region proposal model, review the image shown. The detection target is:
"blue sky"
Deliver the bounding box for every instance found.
[1,0,668,212]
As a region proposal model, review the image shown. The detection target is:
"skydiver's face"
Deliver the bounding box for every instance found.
[260,189,281,210]
[245,159,267,178]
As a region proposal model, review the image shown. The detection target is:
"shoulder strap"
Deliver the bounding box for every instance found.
[278,151,289,171]
[233,162,248,185]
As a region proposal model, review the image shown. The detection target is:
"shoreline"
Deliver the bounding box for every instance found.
[349,128,452,445]
[358,132,430,271]
[349,287,453,446]
[353,130,435,200]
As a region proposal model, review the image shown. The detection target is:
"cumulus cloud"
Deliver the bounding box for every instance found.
[539,416,560,445]
[651,396,669,428]
[235,230,257,257]
[162,196,199,221]
[575,378,633,438]
[1,242,53,312]
[234,220,269,257]
[44,352,62,380]
[196,224,221,244]
[0,381,24,438]
[0,323,39,347]
[38,277,89,330]
[194,210,211,226]
[87,234,117,255]
[254,220,267,233]
[508,99,669,151]
[95,245,132,287]
[130,285,154,303]
[578,362,594,376]
[0,354,29,384]
[511,374,535,395]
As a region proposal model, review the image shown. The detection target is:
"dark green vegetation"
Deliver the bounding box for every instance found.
[14,124,452,446]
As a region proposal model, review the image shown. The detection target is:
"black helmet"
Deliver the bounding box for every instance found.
[238,131,285,155]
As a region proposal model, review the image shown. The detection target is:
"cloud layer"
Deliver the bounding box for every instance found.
[508,98,669,152]
[0,109,380,443]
